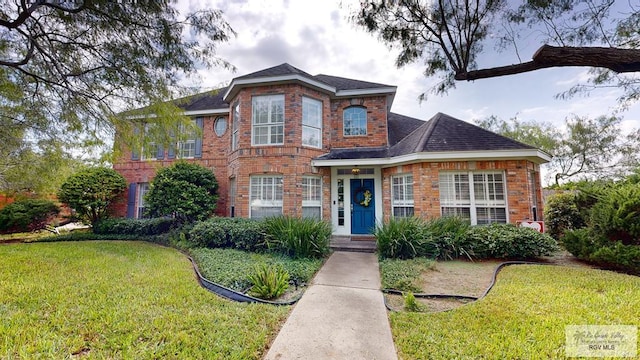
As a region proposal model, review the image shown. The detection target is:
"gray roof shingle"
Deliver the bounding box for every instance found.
[313,74,393,91]
[235,63,315,80]
[174,87,228,111]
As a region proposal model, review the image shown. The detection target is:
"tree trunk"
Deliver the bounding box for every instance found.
[455,45,640,81]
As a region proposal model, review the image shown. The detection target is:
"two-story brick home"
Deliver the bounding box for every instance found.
[113,63,550,235]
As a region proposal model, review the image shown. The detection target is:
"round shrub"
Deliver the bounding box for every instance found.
[188,217,267,251]
[0,199,60,233]
[589,183,640,245]
[544,192,586,241]
[465,223,559,259]
[145,162,218,223]
[189,219,229,248]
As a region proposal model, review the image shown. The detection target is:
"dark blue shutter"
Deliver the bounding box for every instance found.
[195,117,203,158]
[156,143,164,160]
[167,130,175,159]
[131,126,140,160]
[126,183,137,218]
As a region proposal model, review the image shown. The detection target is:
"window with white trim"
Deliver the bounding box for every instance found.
[141,124,159,160]
[302,97,322,148]
[343,107,367,136]
[302,176,322,219]
[232,102,240,150]
[439,171,507,225]
[177,120,197,158]
[252,95,284,145]
[250,175,283,219]
[392,174,414,217]
[137,182,150,219]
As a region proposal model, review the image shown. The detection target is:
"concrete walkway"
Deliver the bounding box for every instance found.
[264,251,397,360]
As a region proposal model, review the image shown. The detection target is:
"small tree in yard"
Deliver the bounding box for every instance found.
[145,162,218,223]
[58,167,126,225]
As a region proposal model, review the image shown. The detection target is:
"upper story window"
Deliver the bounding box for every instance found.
[141,123,161,160]
[439,171,507,225]
[343,107,367,136]
[214,116,227,136]
[302,97,322,148]
[232,102,240,150]
[177,121,197,158]
[252,95,284,146]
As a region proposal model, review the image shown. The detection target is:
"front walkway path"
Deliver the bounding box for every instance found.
[264,251,397,360]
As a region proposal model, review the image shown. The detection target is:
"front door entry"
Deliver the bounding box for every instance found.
[350,178,375,234]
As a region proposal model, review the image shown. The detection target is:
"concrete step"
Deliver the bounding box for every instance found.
[330,236,377,253]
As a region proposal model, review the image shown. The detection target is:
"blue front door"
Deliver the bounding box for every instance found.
[351,179,375,234]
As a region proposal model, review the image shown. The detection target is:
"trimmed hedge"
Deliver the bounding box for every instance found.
[188,217,267,252]
[375,217,558,260]
[93,218,180,236]
[564,228,640,275]
[0,199,60,233]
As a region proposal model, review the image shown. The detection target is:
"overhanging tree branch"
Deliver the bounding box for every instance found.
[455,45,640,81]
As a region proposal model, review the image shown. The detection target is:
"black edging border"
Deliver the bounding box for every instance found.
[383,261,549,313]
[187,255,301,306]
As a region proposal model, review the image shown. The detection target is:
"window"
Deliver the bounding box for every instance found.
[177,122,197,158]
[137,183,150,219]
[252,95,284,145]
[302,97,322,148]
[214,116,227,136]
[302,176,322,219]
[439,171,507,225]
[392,174,414,217]
[229,177,236,217]
[141,123,159,160]
[250,175,283,219]
[343,107,367,136]
[232,102,240,150]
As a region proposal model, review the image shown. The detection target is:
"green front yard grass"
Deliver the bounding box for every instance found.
[390,265,640,359]
[0,241,289,359]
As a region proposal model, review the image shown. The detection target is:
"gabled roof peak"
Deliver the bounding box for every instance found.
[235,63,314,80]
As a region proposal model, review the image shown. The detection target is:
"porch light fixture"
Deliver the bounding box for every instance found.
[351,167,360,176]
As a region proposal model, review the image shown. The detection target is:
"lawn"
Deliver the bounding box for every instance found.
[390,265,640,359]
[0,241,289,359]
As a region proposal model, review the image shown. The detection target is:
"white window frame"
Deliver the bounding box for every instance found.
[343,107,367,136]
[137,182,150,219]
[439,171,508,225]
[176,120,197,159]
[302,97,322,148]
[232,102,240,151]
[140,123,158,161]
[252,95,284,146]
[302,176,322,219]
[249,175,283,219]
[392,174,414,218]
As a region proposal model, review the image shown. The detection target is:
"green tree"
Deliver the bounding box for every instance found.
[0,1,234,162]
[476,114,640,185]
[58,167,126,225]
[145,162,218,223]
[352,1,640,100]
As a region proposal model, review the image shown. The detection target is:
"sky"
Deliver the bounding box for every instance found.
[178,0,640,134]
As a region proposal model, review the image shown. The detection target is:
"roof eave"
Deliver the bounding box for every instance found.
[312,149,552,167]
[223,75,336,101]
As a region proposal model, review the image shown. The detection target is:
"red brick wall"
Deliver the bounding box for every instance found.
[381,160,544,224]
[328,97,389,148]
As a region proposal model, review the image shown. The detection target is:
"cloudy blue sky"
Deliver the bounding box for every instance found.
[180,0,640,133]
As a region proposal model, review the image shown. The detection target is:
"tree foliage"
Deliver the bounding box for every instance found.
[57,167,126,225]
[145,162,218,223]
[353,1,640,101]
[0,198,59,233]
[0,0,234,160]
[477,114,640,185]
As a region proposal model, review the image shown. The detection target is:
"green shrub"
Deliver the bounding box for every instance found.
[58,167,126,225]
[375,217,429,259]
[466,223,559,259]
[589,183,640,245]
[248,263,290,300]
[563,228,640,275]
[0,199,60,233]
[264,216,331,259]
[145,162,218,223]
[93,217,179,236]
[188,217,267,251]
[544,192,586,241]
[403,291,422,312]
[424,216,472,260]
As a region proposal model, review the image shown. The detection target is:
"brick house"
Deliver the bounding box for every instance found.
[113,63,550,235]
